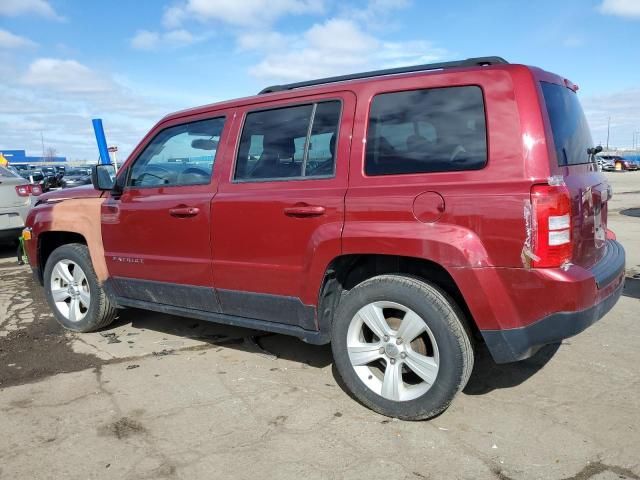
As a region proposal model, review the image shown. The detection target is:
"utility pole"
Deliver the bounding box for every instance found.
[41,132,45,161]
[606,117,610,151]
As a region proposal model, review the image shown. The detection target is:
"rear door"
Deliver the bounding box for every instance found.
[540,81,609,268]
[211,92,355,330]
[101,112,232,311]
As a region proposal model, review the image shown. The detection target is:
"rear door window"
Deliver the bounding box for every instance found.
[365,86,487,176]
[541,82,593,166]
[235,100,341,181]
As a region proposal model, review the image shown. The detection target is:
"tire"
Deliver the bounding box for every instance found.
[331,274,474,420]
[44,243,118,332]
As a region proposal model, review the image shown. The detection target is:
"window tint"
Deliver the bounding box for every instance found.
[541,82,593,166]
[129,117,225,188]
[365,86,487,176]
[235,101,341,181]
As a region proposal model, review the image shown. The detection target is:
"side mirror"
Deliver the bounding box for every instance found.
[91,164,116,191]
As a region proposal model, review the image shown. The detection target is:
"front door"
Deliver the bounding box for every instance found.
[101,113,230,311]
[211,92,356,330]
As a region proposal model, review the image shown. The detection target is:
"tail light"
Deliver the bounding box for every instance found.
[530,184,572,268]
[15,184,42,197]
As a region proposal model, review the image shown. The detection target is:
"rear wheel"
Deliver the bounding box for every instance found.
[331,274,473,420]
[44,243,117,332]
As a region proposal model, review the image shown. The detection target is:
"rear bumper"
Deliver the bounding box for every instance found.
[481,275,624,363]
[450,240,626,363]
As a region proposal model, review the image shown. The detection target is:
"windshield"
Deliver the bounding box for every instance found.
[541,82,593,166]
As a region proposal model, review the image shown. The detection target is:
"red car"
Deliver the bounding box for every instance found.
[24,57,625,420]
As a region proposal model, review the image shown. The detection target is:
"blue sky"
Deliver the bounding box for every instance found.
[0,0,639,160]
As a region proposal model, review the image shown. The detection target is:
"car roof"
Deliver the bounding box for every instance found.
[161,57,546,123]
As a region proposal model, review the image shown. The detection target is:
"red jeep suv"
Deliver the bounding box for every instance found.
[24,57,625,420]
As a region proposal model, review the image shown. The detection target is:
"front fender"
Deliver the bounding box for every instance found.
[27,198,109,282]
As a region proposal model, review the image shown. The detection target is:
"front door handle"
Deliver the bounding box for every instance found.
[283,205,326,217]
[169,206,200,218]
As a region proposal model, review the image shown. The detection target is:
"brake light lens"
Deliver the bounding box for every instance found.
[15,184,42,197]
[531,184,572,268]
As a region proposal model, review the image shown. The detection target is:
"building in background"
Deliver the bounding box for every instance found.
[0,149,66,165]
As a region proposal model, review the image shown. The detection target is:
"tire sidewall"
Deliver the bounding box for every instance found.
[332,276,468,420]
[43,244,104,332]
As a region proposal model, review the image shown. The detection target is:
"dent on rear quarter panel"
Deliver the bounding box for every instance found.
[48,198,109,282]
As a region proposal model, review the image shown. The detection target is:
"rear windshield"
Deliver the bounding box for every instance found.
[0,166,21,178]
[541,82,593,166]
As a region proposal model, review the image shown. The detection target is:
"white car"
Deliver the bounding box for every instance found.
[0,165,41,243]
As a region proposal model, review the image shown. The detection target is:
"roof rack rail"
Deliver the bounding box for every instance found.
[258,56,509,94]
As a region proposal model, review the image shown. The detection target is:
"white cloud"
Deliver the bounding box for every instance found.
[131,30,161,50]
[343,0,410,25]
[1,58,181,160]
[131,29,201,50]
[22,58,114,93]
[248,18,448,81]
[163,5,188,29]
[0,0,62,20]
[583,88,640,148]
[599,0,640,18]
[0,29,37,49]
[163,0,324,27]
[237,31,289,51]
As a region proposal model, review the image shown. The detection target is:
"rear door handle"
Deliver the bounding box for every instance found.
[284,205,326,217]
[169,206,200,218]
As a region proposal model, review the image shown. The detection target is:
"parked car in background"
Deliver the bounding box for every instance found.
[61,168,92,188]
[624,159,639,171]
[598,157,616,171]
[24,57,625,420]
[20,170,47,190]
[598,155,638,171]
[0,165,41,243]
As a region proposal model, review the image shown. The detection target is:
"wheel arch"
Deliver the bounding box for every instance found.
[36,231,87,284]
[317,254,481,342]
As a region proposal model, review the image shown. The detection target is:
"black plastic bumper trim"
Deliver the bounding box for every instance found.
[590,240,625,288]
[112,296,330,345]
[481,276,624,364]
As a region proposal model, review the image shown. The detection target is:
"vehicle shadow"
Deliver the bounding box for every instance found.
[623,275,640,300]
[107,308,562,393]
[109,308,333,369]
[463,342,560,395]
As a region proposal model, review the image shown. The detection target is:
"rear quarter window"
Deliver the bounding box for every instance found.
[365,85,487,176]
[541,82,593,166]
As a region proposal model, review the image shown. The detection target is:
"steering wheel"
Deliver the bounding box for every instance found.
[135,165,172,186]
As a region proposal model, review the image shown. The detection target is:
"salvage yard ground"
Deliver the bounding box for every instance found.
[0,173,639,480]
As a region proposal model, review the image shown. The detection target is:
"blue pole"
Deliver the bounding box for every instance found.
[92,118,111,164]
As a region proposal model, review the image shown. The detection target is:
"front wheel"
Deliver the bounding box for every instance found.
[331,274,474,420]
[44,243,118,332]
